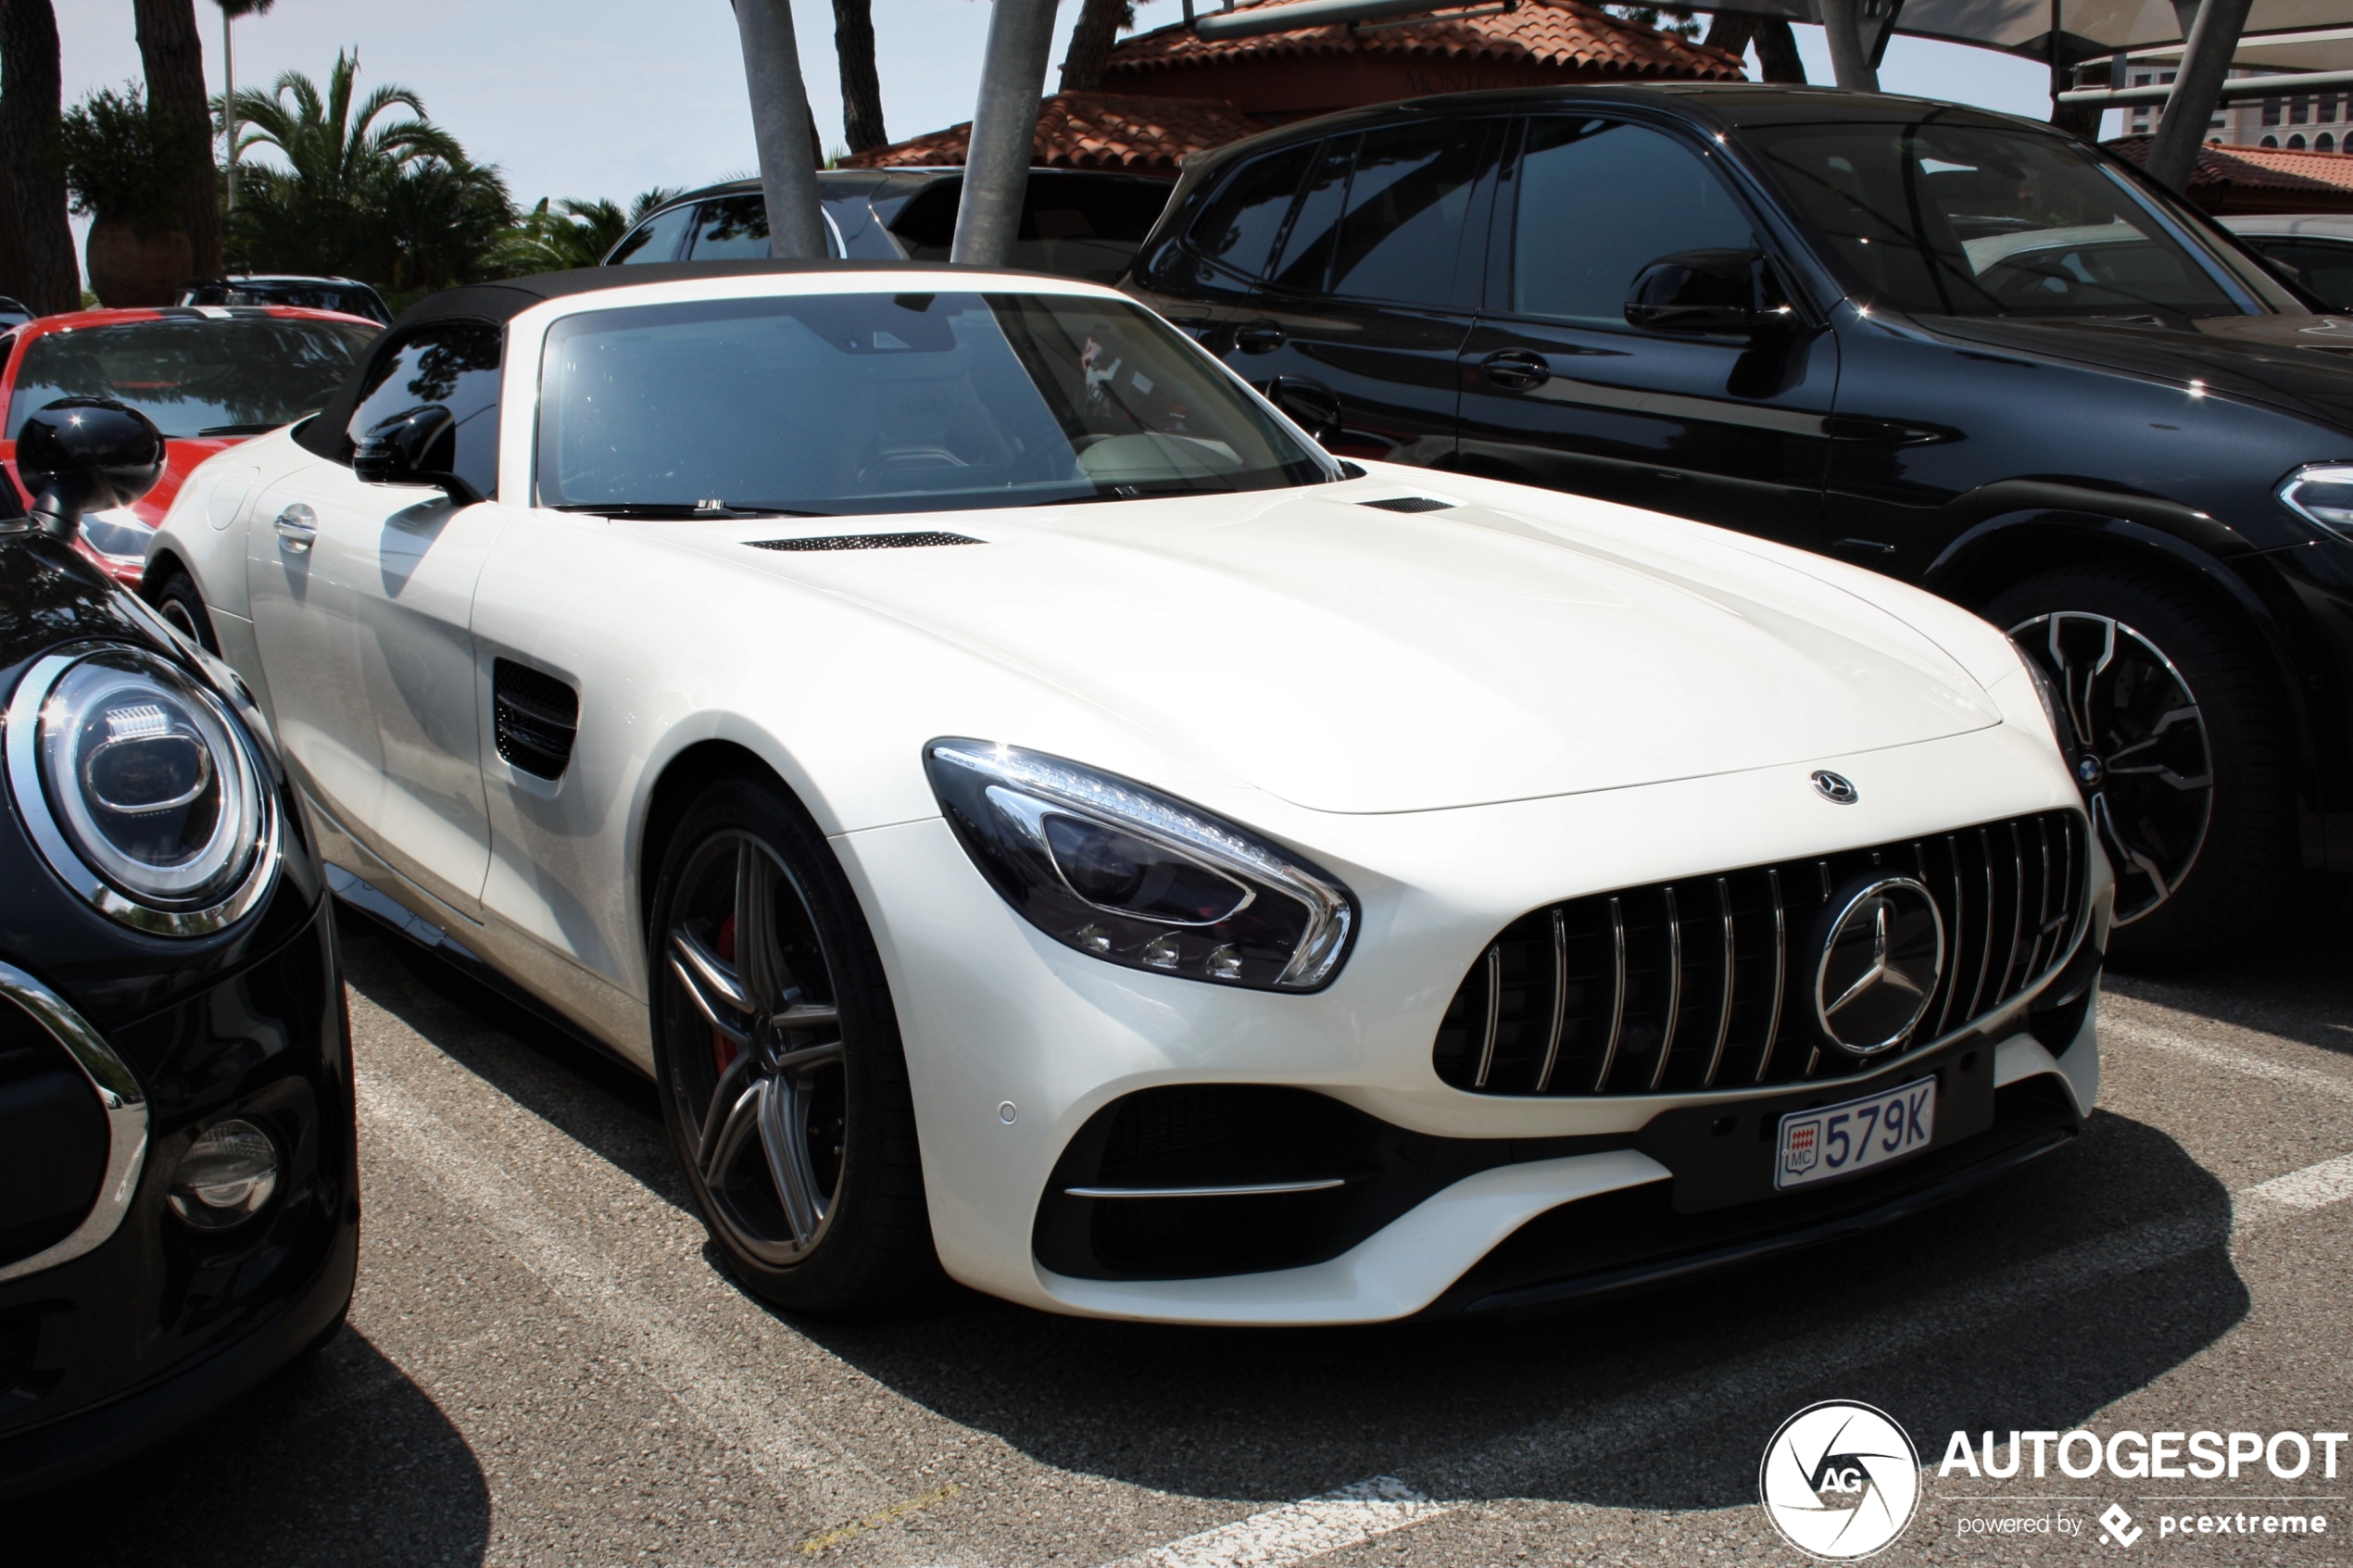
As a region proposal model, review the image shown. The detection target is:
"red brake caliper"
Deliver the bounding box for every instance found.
[712,912,741,1076]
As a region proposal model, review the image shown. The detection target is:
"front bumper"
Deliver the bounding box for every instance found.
[0,897,358,1499]
[836,721,2109,1324]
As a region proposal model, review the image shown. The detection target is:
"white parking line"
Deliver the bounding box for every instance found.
[2241,1149,2353,1212]
[356,1072,887,1518]
[1098,1478,1448,1568]
[2099,1010,2353,1104]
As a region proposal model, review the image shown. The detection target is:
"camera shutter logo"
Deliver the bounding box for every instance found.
[1758,1400,1922,1560]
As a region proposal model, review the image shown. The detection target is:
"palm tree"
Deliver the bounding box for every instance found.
[0,0,80,314]
[832,0,887,153]
[224,50,510,292]
[132,0,220,274]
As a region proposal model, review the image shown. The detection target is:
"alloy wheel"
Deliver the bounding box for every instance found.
[2008,610,2214,926]
[663,832,849,1265]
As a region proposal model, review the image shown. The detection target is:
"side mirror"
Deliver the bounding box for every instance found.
[352,405,480,503]
[1625,249,1794,337]
[13,397,167,539]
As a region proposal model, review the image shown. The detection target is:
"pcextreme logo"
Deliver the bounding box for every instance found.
[1758,1400,1923,1560]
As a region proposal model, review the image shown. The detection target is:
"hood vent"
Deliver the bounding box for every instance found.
[493,659,579,781]
[1358,496,1455,514]
[749,532,982,552]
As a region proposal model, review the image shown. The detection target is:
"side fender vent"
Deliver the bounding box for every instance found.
[1358,495,1455,514]
[493,659,579,781]
[749,532,982,552]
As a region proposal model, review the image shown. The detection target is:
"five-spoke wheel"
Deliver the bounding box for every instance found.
[649,774,934,1311]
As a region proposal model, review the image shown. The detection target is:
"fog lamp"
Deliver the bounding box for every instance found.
[167,1119,278,1228]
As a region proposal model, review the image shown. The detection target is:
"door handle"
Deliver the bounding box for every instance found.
[1232,320,1286,355]
[273,503,318,553]
[1480,349,1551,392]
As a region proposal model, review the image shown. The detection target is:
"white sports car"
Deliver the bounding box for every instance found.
[148,261,2108,1323]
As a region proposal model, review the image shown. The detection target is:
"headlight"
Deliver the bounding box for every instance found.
[6,645,277,935]
[2280,463,2353,541]
[2010,636,2075,752]
[75,506,154,563]
[924,739,1356,991]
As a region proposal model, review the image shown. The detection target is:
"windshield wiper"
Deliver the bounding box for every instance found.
[1053,481,1240,505]
[551,501,833,520]
[197,422,284,436]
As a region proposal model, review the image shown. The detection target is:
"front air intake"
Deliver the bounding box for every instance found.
[1357,496,1455,513]
[1433,810,2091,1098]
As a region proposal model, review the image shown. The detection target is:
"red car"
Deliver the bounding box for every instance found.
[0,305,379,621]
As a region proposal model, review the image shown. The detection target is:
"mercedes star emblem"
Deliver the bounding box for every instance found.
[1814,877,1945,1057]
[1811,771,1859,805]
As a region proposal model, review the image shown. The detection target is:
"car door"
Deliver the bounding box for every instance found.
[1456,115,1838,542]
[1223,121,1499,464]
[245,320,507,915]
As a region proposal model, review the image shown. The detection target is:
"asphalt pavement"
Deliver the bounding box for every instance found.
[20,885,2353,1568]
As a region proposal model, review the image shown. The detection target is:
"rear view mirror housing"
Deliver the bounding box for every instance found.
[1625,249,1796,338]
[352,405,481,503]
[10,397,167,540]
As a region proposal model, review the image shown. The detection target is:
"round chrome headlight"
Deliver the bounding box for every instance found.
[6,645,278,935]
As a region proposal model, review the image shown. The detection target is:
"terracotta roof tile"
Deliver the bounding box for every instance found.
[840,91,1267,174]
[1107,0,1743,81]
[2105,134,2353,197]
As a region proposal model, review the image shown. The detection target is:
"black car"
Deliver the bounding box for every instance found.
[0,399,357,1499]
[177,274,393,324]
[607,168,1176,283]
[1126,84,2353,960]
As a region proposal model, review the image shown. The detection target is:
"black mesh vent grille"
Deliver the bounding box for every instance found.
[748,532,982,551]
[493,659,579,781]
[1433,810,2090,1098]
[1358,496,1455,513]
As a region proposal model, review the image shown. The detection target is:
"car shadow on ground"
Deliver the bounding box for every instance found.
[785,1110,2246,1512]
[2104,879,2353,1060]
[333,913,2251,1521]
[14,1326,492,1567]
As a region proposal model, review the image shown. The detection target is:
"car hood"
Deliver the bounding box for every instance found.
[763,482,2001,813]
[1922,311,2353,433]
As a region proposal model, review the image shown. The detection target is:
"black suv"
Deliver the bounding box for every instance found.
[1126,84,2353,960]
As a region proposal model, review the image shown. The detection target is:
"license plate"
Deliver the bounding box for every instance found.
[1776,1077,1936,1191]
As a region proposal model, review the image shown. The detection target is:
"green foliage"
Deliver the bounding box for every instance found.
[482,188,685,277]
[1606,5,1701,41]
[222,50,512,293]
[61,84,207,230]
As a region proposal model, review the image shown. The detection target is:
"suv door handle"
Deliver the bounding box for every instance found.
[1480,349,1551,392]
[273,503,318,553]
[1233,320,1286,355]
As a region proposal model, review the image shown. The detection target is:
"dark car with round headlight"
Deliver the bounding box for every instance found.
[0,397,356,1499]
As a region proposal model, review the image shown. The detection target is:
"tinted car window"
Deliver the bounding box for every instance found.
[536,291,1330,515]
[610,203,694,264]
[346,323,503,498]
[1270,140,1353,293]
[1185,146,1315,280]
[1329,123,1491,305]
[1509,120,1755,324]
[1746,123,2262,320]
[687,195,773,261]
[2250,238,2353,310]
[6,317,377,440]
[886,175,1176,282]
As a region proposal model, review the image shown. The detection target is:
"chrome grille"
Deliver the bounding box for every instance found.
[1432,810,2090,1098]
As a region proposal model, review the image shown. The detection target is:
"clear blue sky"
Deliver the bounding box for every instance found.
[55,1,2083,239]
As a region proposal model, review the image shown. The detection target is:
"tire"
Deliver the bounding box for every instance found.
[1985,563,2296,967]
[147,567,220,655]
[646,772,937,1312]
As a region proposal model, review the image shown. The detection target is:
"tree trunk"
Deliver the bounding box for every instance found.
[732,0,831,258]
[1702,10,1754,60]
[1753,18,1807,82]
[831,0,887,153]
[1058,0,1126,94]
[0,0,81,314]
[132,0,220,277]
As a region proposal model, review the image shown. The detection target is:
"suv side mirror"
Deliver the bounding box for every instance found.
[11,397,167,539]
[352,405,481,503]
[1625,249,1794,337]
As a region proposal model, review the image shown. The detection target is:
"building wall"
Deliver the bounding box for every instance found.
[2124,68,2349,153]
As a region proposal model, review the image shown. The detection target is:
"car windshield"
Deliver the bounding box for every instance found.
[6,317,378,439]
[1743,122,2293,322]
[536,289,1334,514]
